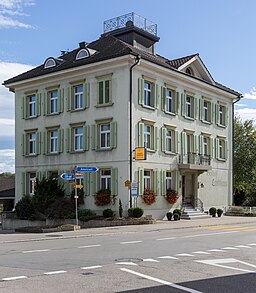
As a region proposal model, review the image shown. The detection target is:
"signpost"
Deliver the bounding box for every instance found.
[135,147,147,160]
[76,166,98,172]
[131,181,138,208]
[60,173,75,181]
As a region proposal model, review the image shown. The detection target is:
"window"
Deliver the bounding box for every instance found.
[182,92,197,119]
[144,124,152,149]
[216,103,227,127]
[74,84,83,109]
[161,127,178,154]
[166,89,174,113]
[138,121,157,151]
[48,171,59,180]
[44,128,63,155]
[181,132,196,164]
[144,81,153,107]
[186,67,194,75]
[28,95,36,117]
[144,170,152,189]
[23,131,40,156]
[76,49,89,60]
[138,77,159,109]
[49,90,58,114]
[28,172,36,195]
[166,171,172,191]
[97,75,112,106]
[44,58,56,69]
[138,168,158,195]
[74,127,83,151]
[216,137,227,160]
[28,132,36,155]
[67,82,89,111]
[22,93,41,119]
[219,105,225,126]
[50,130,58,153]
[100,169,111,190]
[91,121,117,150]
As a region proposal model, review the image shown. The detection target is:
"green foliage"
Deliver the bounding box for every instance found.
[78,209,96,222]
[32,177,65,213]
[166,212,173,221]
[15,195,35,220]
[173,209,182,216]
[128,207,144,218]
[217,209,223,217]
[103,208,114,218]
[46,197,75,219]
[119,199,123,217]
[209,207,217,216]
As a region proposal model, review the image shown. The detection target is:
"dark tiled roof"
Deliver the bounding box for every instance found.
[3,34,240,96]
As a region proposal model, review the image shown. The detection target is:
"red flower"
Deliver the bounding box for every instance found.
[142,189,157,205]
[165,189,179,204]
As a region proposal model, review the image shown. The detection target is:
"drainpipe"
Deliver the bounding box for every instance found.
[129,54,141,208]
[231,94,243,206]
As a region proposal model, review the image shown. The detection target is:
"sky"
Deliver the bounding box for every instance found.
[1,0,256,173]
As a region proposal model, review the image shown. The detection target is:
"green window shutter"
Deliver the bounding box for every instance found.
[58,129,63,153]
[22,96,26,119]
[174,130,179,153]
[193,97,197,119]
[215,104,219,124]
[138,122,144,147]
[175,171,180,193]
[161,127,166,152]
[138,167,144,196]
[91,124,96,150]
[36,93,41,116]
[175,91,179,114]
[36,132,41,155]
[90,172,98,195]
[67,87,71,111]
[154,126,158,151]
[138,78,144,105]
[84,173,90,196]
[161,170,166,196]
[225,107,228,127]
[36,171,42,181]
[199,135,203,155]
[199,98,202,121]
[43,92,48,115]
[181,93,185,116]
[83,82,90,109]
[215,138,219,159]
[225,140,228,160]
[43,131,47,154]
[22,172,27,195]
[66,128,71,153]
[58,89,64,113]
[161,86,166,111]
[181,132,187,155]
[153,170,160,195]
[111,168,118,196]
[110,121,117,148]
[22,134,26,156]
[193,134,197,154]
[211,102,214,124]
[210,138,214,159]
[155,84,160,109]
[83,125,90,151]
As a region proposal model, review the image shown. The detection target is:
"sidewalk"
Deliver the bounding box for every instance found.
[0,215,256,244]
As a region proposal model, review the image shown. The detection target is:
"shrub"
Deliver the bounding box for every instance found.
[173,213,180,221]
[15,195,35,220]
[103,209,114,218]
[209,207,217,217]
[166,212,172,221]
[46,197,75,219]
[173,209,182,216]
[217,208,223,217]
[128,207,144,218]
[78,209,96,222]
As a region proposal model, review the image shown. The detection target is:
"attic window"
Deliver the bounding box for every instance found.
[76,49,89,60]
[186,67,194,76]
[44,58,56,69]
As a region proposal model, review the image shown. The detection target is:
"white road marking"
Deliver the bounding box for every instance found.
[156,237,176,241]
[120,268,203,293]
[235,245,251,248]
[192,251,211,255]
[222,247,239,250]
[78,244,101,249]
[175,253,194,257]
[81,265,102,269]
[183,231,239,238]
[143,258,159,262]
[2,276,28,281]
[44,270,67,275]
[158,256,178,260]
[22,249,50,253]
[196,258,256,273]
[208,249,225,252]
[115,262,138,266]
[120,241,142,244]
[248,243,256,246]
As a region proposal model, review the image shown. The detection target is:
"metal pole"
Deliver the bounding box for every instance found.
[74,168,78,226]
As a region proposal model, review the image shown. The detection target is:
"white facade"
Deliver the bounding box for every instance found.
[5,25,239,220]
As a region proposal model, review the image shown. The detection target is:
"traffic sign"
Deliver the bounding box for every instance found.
[125,180,131,187]
[131,181,138,197]
[60,173,75,181]
[135,147,147,160]
[75,184,83,189]
[76,166,98,172]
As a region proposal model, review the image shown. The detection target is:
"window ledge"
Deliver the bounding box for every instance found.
[146,148,156,153]
[217,158,227,162]
[46,113,60,116]
[71,108,86,113]
[70,150,86,154]
[201,120,211,125]
[46,152,60,156]
[95,102,114,108]
[25,115,38,120]
[164,111,176,116]
[217,123,226,128]
[142,105,155,110]
[25,154,37,157]
[164,151,177,156]
[95,147,113,152]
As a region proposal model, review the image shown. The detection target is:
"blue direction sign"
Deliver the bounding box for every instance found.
[60,173,75,181]
[76,166,98,173]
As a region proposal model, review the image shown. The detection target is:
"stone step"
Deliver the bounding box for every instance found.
[181,214,211,220]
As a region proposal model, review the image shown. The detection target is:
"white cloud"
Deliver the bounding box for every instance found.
[0,149,15,173]
[0,0,34,29]
[234,103,247,107]
[235,108,256,122]
[243,87,256,100]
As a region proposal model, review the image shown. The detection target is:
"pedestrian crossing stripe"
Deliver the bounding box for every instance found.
[193,225,256,232]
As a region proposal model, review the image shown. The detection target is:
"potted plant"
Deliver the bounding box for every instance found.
[173,213,180,221]
[209,207,217,217]
[217,208,223,217]
[165,189,179,204]
[142,189,157,205]
[94,189,116,206]
[166,212,173,221]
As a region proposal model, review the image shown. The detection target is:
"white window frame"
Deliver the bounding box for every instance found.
[218,138,225,160]
[166,88,174,113]
[186,95,192,118]
[74,84,83,110]
[100,123,111,149]
[203,100,210,122]
[50,130,58,153]
[144,124,152,149]
[28,132,36,155]
[28,172,36,195]
[144,170,152,189]
[144,81,153,107]
[74,127,83,151]
[100,169,111,190]
[219,105,225,126]
[28,95,36,117]
[49,90,58,114]
[203,136,210,156]
[166,129,173,153]
[166,171,172,191]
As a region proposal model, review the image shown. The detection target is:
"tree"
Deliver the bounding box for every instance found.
[233,116,256,205]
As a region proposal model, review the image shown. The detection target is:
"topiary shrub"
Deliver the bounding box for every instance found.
[209,207,217,217]
[15,195,35,220]
[78,209,96,222]
[173,209,182,216]
[46,197,75,219]
[166,212,173,221]
[103,208,114,218]
[128,207,144,218]
[217,208,223,217]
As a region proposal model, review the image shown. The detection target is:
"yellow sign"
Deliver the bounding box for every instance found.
[135,147,146,160]
[125,180,131,187]
[75,184,83,189]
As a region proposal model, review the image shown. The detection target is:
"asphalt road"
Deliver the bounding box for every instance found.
[0,222,256,292]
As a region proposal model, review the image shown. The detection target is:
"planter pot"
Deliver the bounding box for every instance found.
[173,214,180,221]
[166,212,172,221]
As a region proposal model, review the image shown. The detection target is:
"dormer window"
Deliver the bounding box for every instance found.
[44,58,56,69]
[76,49,89,60]
[186,67,194,76]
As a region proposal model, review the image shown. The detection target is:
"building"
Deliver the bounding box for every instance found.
[3,13,241,219]
[0,176,15,211]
